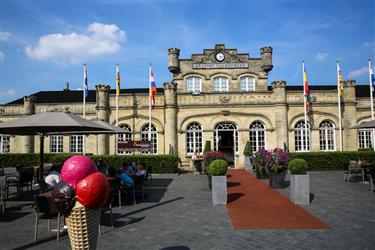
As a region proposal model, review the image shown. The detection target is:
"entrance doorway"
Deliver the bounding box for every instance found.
[214,122,238,166]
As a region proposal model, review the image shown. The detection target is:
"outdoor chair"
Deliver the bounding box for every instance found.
[108,178,123,208]
[122,182,136,205]
[367,168,375,192]
[343,161,364,183]
[34,194,62,242]
[99,195,113,235]
[144,167,152,184]
[0,185,5,213]
[6,167,34,198]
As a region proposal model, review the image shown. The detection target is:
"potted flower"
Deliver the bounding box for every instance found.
[267,147,289,188]
[203,151,226,190]
[289,158,309,204]
[207,159,228,205]
[252,148,269,179]
[243,141,253,171]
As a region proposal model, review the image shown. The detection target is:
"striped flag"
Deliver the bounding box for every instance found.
[149,65,157,108]
[116,64,120,96]
[83,64,88,98]
[303,64,311,112]
[337,63,344,96]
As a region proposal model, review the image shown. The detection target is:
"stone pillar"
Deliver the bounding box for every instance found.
[342,80,357,151]
[168,48,180,74]
[96,84,110,155]
[23,96,35,153]
[272,81,289,149]
[163,82,178,154]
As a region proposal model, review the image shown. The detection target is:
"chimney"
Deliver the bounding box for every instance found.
[64,82,70,91]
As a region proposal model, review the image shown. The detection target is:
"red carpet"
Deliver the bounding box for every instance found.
[226,169,330,229]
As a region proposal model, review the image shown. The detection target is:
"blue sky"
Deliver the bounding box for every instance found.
[0,0,374,104]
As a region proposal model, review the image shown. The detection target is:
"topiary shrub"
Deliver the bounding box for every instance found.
[208,159,228,176]
[243,141,253,157]
[203,141,212,155]
[288,158,308,175]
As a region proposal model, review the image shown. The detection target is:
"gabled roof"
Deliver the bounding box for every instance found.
[6,88,164,105]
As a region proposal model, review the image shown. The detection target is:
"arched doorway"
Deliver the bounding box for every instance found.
[214,122,238,166]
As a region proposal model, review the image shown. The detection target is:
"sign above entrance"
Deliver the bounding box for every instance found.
[118,140,151,151]
[192,63,248,69]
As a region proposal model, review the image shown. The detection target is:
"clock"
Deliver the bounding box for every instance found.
[215,52,225,62]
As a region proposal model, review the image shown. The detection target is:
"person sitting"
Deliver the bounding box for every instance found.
[106,167,118,180]
[97,158,108,174]
[44,165,61,188]
[119,167,134,188]
[123,163,135,177]
[136,164,146,177]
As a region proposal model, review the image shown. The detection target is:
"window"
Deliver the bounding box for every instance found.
[50,135,64,153]
[319,120,336,151]
[294,121,310,152]
[213,77,229,92]
[186,122,203,154]
[70,135,83,153]
[240,76,255,91]
[358,129,373,149]
[141,124,157,154]
[186,77,202,93]
[0,135,10,154]
[249,121,265,152]
[117,124,133,154]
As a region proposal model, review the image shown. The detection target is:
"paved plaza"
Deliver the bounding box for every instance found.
[1,170,375,250]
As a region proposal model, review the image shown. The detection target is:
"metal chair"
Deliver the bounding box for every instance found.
[6,167,34,199]
[107,178,123,208]
[134,175,145,202]
[34,194,62,241]
[343,162,364,183]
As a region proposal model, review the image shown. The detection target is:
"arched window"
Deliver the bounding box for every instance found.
[358,128,373,149]
[213,77,229,92]
[0,135,10,154]
[240,76,256,92]
[186,122,203,155]
[117,124,133,154]
[319,120,336,151]
[50,135,63,153]
[186,77,202,94]
[141,124,157,154]
[294,121,310,152]
[249,121,265,152]
[70,135,83,153]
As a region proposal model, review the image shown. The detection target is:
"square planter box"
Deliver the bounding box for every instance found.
[244,157,252,172]
[212,175,227,205]
[290,174,310,204]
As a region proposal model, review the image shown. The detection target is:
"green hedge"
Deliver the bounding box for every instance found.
[0,154,179,174]
[289,151,375,171]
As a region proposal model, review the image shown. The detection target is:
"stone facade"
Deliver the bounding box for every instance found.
[0,44,374,170]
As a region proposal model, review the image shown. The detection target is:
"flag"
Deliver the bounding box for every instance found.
[83,64,88,98]
[116,64,120,96]
[370,60,375,92]
[149,65,157,108]
[303,64,311,112]
[337,63,344,96]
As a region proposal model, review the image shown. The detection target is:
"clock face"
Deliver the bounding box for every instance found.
[215,53,225,62]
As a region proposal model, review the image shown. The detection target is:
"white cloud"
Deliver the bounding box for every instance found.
[315,52,328,61]
[348,67,368,78]
[364,42,375,47]
[25,23,125,64]
[0,51,3,61]
[0,32,12,42]
[3,89,16,97]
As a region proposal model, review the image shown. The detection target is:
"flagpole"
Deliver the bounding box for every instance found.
[148,64,152,154]
[369,59,375,151]
[302,61,308,151]
[337,60,343,152]
[83,64,87,155]
[115,63,120,155]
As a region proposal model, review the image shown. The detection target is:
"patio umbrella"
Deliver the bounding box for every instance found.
[49,119,127,135]
[352,120,375,129]
[0,111,113,186]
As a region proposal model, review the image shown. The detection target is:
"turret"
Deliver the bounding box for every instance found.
[168,48,180,74]
[260,47,273,73]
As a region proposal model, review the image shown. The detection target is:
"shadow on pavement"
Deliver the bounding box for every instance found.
[227,193,244,203]
[160,246,190,250]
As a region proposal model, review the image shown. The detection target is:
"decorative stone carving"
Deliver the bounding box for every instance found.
[219,96,231,104]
